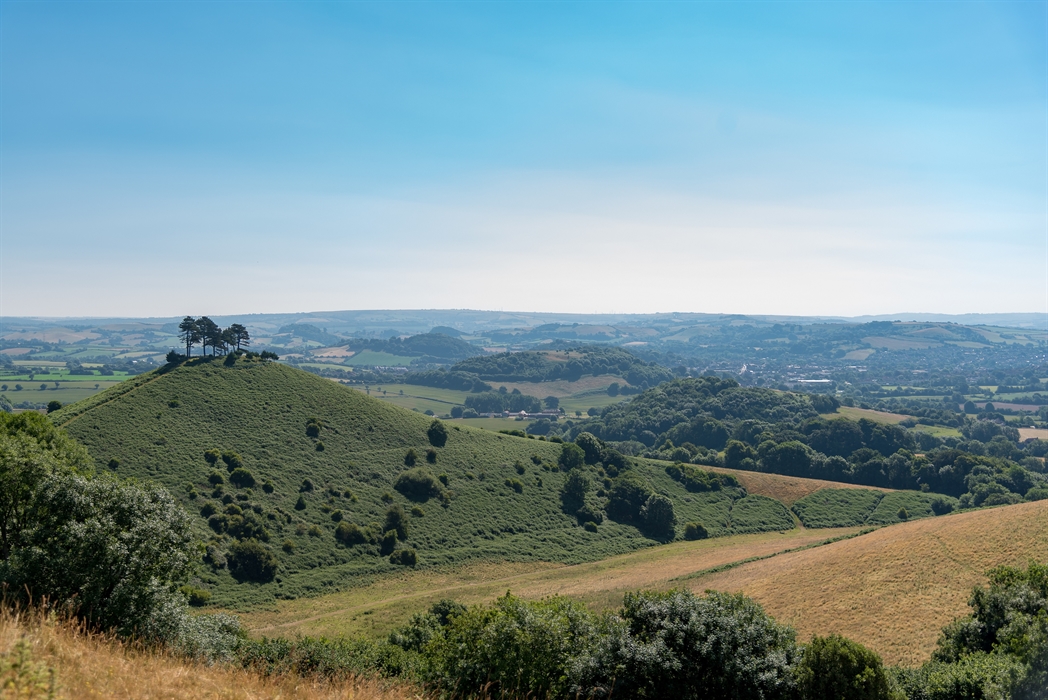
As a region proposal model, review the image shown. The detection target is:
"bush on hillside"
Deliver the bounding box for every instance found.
[427,419,448,448]
[575,433,606,465]
[384,505,409,541]
[394,468,442,502]
[683,521,708,540]
[605,473,653,524]
[229,468,256,488]
[404,448,418,466]
[335,521,367,545]
[640,493,676,539]
[796,634,900,700]
[227,539,278,582]
[221,451,244,472]
[389,549,417,566]
[558,443,585,471]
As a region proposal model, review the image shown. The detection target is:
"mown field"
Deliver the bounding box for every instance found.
[692,499,1048,665]
[238,527,862,639]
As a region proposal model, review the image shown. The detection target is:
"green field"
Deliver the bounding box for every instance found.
[342,350,415,366]
[792,488,958,528]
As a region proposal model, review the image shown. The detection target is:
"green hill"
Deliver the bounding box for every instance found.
[48,357,798,608]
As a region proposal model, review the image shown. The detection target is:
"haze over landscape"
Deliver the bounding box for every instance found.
[2,2,1048,700]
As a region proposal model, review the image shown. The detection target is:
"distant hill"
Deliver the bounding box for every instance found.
[50,358,812,608]
[448,346,674,386]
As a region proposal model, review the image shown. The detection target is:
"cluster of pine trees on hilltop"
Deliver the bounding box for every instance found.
[174,316,261,359]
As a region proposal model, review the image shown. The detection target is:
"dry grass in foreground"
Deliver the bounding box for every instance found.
[691,499,1048,667]
[0,607,424,700]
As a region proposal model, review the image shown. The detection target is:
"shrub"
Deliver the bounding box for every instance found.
[381,492,394,503]
[315,441,325,452]
[897,507,909,520]
[404,448,418,466]
[330,510,343,522]
[605,473,653,524]
[262,480,274,494]
[931,496,954,515]
[380,529,398,555]
[684,521,709,540]
[282,539,295,552]
[389,548,417,566]
[294,495,306,510]
[394,467,442,501]
[227,539,278,582]
[558,443,585,471]
[570,590,799,699]
[505,477,524,493]
[583,521,598,532]
[229,468,256,488]
[300,479,314,492]
[307,524,323,537]
[200,502,217,517]
[180,585,212,607]
[426,447,437,463]
[429,594,598,699]
[641,493,676,539]
[335,521,367,545]
[204,448,221,466]
[221,451,244,472]
[384,504,409,541]
[796,634,899,700]
[427,419,448,447]
[575,432,606,464]
[438,473,449,486]
[450,406,463,418]
[410,505,424,517]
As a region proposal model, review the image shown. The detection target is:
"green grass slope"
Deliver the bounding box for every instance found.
[50,358,806,608]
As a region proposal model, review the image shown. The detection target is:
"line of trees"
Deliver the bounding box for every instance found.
[178,317,250,357]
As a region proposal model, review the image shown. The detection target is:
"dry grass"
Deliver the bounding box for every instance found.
[1019,427,1048,441]
[240,528,860,639]
[487,375,630,398]
[0,608,423,700]
[704,466,886,506]
[690,500,1048,666]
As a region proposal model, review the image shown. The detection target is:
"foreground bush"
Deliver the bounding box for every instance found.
[797,634,901,700]
[570,589,799,699]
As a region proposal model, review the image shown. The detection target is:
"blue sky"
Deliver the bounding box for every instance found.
[2,1,1045,317]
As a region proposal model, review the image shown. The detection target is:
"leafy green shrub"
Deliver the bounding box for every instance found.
[389,549,417,566]
[221,451,244,472]
[575,433,606,464]
[226,539,278,582]
[891,653,1026,700]
[330,510,343,522]
[299,478,314,492]
[427,419,448,447]
[180,585,212,607]
[570,590,799,699]
[505,477,524,493]
[307,524,323,537]
[931,496,954,515]
[641,493,676,539]
[394,467,442,501]
[200,502,217,517]
[410,505,424,517]
[558,442,585,471]
[204,448,221,466]
[428,594,597,699]
[315,441,325,452]
[665,463,738,493]
[294,495,306,510]
[335,521,367,545]
[229,468,256,488]
[605,473,654,524]
[684,521,708,540]
[282,539,295,553]
[731,495,796,534]
[207,471,224,485]
[425,448,437,464]
[384,505,409,540]
[796,634,900,700]
[583,521,598,532]
[380,529,398,555]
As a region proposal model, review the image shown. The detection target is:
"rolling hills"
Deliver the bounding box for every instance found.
[52,356,860,608]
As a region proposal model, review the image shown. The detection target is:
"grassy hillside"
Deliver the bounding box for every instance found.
[691,499,1048,666]
[51,357,831,608]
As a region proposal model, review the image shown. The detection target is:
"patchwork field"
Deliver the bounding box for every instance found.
[691,499,1048,666]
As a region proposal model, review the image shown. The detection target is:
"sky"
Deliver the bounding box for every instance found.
[1,1,1046,318]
